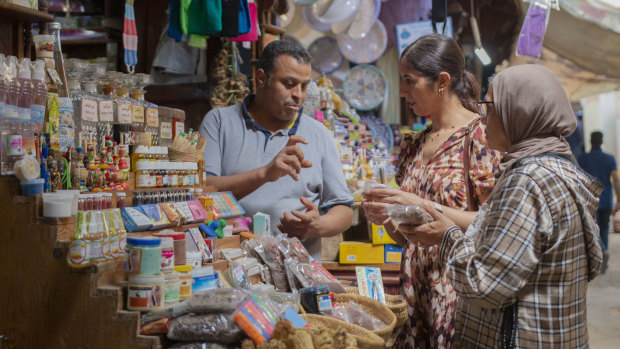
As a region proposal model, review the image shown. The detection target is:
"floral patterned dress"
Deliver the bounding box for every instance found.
[394,117,501,349]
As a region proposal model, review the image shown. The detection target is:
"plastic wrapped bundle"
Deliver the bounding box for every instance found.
[387,204,432,226]
[167,314,245,343]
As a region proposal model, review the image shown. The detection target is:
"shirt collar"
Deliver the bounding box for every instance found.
[242,94,303,136]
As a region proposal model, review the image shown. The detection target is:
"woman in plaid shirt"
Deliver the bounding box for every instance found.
[401,65,603,348]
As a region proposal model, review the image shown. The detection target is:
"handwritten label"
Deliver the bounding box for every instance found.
[174,122,185,138]
[131,105,144,123]
[117,103,131,124]
[146,107,159,127]
[99,101,114,122]
[81,99,98,122]
[160,122,172,139]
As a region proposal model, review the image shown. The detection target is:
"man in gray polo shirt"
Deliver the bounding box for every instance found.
[199,40,353,261]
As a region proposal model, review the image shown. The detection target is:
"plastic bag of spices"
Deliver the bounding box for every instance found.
[387,204,432,226]
[254,237,288,292]
[167,313,245,343]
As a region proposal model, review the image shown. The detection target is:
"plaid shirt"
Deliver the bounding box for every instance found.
[440,155,603,348]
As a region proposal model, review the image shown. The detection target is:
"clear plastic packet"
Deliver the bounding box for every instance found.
[328,302,387,331]
[284,258,304,292]
[255,237,288,291]
[360,179,387,194]
[141,288,250,324]
[276,235,310,264]
[386,204,432,226]
[516,0,551,59]
[167,313,245,343]
[232,293,283,344]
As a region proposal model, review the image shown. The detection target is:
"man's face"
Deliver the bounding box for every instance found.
[257,54,312,122]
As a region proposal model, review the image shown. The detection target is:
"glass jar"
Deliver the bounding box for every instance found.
[127,274,164,311]
[174,265,192,299]
[172,108,185,141]
[159,107,174,147]
[131,145,148,172]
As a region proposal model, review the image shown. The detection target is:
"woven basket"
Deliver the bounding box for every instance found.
[168,148,197,162]
[300,314,385,349]
[344,285,408,329]
[333,293,396,342]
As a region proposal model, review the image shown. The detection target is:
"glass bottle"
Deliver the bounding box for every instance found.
[113,72,133,145]
[81,79,103,151]
[97,71,116,152]
[128,75,145,143]
[133,74,159,145]
[48,155,60,192]
[136,161,152,189]
[158,106,173,147]
[87,210,105,264]
[47,22,68,97]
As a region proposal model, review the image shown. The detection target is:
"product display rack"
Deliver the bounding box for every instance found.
[0,177,239,348]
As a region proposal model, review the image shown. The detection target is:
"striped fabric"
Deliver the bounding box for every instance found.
[439,154,603,348]
[123,0,138,72]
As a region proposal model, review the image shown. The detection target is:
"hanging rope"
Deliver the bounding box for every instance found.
[123,0,138,74]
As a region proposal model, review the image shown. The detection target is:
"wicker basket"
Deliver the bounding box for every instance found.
[333,293,397,342]
[344,285,408,329]
[168,147,197,162]
[300,314,385,349]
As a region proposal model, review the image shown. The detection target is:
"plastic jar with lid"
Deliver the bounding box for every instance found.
[127,274,164,311]
[153,162,163,188]
[168,162,178,187]
[163,271,180,305]
[159,147,169,162]
[116,192,126,209]
[161,163,169,188]
[154,231,186,265]
[136,162,154,189]
[124,236,162,275]
[160,237,175,272]
[181,163,192,187]
[177,163,185,188]
[174,265,193,298]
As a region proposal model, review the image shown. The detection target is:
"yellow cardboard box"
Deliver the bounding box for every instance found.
[371,223,396,244]
[339,242,384,264]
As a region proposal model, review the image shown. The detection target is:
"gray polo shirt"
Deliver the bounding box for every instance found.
[199,95,353,261]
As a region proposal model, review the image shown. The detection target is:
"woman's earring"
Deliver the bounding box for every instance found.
[438,87,444,95]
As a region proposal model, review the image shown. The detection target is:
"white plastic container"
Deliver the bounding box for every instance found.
[127,274,164,311]
[42,192,74,218]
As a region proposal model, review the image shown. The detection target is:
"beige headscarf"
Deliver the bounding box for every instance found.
[492,64,576,180]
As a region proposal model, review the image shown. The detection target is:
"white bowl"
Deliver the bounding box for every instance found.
[315,0,360,24]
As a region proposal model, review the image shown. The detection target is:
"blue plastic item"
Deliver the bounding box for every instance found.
[20,178,45,196]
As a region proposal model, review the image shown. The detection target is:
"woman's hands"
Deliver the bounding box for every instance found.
[397,203,457,248]
[361,188,424,225]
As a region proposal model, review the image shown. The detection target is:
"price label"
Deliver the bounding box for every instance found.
[146,107,159,127]
[99,101,114,122]
[160,122,172,139]
[81,99,98,122]
[131,105,144,123]
[117,103,131,124]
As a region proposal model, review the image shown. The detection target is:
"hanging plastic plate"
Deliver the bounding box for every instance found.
[337,19,387,64]
[347,0,381,39]
[361,115,394,151]
[307,36,344,74]
[343,64,387,111]
[301,4,331,32]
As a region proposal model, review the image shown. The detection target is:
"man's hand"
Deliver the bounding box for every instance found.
[363,187,423,206]
[262,135,312,182]
[397,203,456,248]
[278,197,322,240]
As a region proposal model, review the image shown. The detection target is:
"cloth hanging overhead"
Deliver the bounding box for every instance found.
[168,0,184,41]
[123,0,138,73]
[216,0,241,37]
[181,0,223,36]
[231,2,258,42]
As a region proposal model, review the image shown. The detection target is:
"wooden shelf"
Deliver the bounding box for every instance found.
[0,2,54,22]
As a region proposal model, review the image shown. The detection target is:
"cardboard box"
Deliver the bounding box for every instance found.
[339,242,384,264]
[384,244,403,264]
[371,223,396,245]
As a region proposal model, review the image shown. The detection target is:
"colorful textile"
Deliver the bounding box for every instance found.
[123,0,138,72]
[395,117,501,349]
[231,2,258,42]
[440,155,602,348]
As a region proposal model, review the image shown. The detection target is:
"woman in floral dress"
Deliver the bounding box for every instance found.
[362,34,502,348]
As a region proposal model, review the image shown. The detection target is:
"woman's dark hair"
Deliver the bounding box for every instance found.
[401,34,479,113]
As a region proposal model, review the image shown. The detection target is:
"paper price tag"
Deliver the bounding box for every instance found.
[81,99,98,122]
[117,103,131,124]
[146,107,159,127]
[131,105,144,123]
[160,122,172,139]
[99,100,114,122]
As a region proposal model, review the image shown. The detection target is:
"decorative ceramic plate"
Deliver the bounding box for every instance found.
[361,114,394,151]
[301,3,331,32]
[337,19,387,64]
[346,0,381,39]
[343,64,387,111]
[308,36,344,74]
[314,0,360,24]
